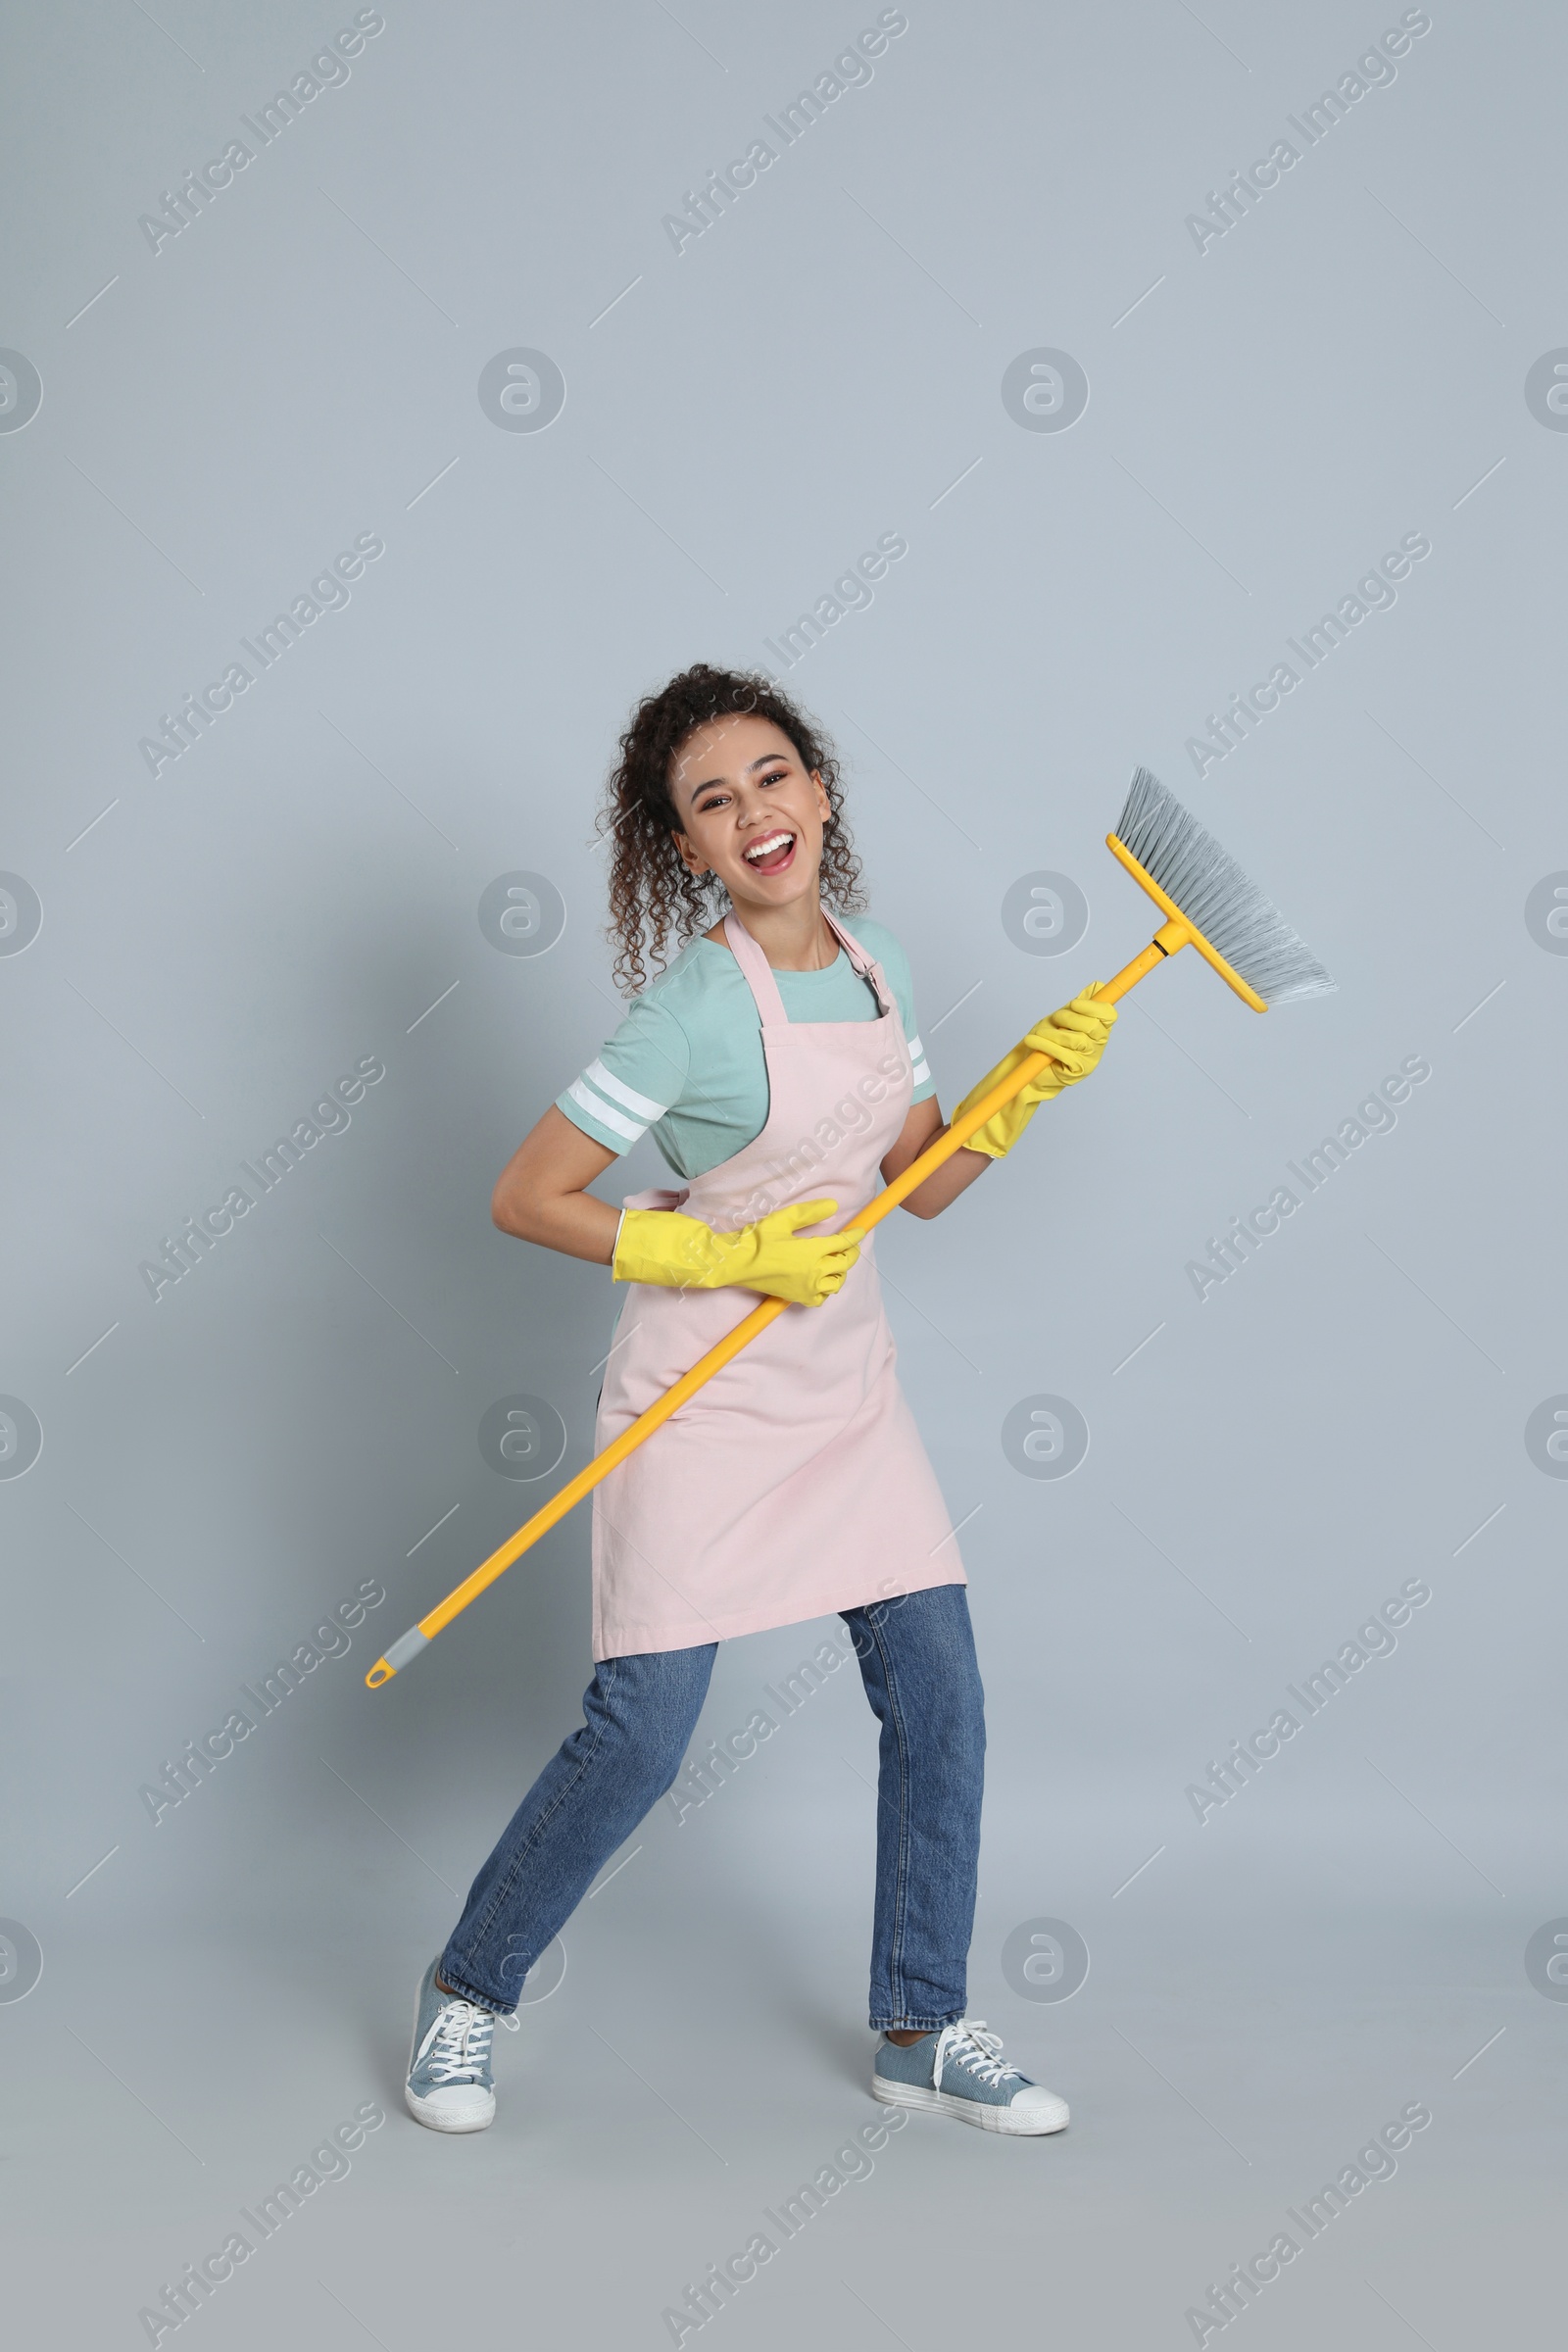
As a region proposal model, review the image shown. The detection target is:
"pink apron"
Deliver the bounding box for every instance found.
[590,910,966,1660]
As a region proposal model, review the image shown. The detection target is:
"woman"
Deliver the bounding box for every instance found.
[406,665,1115,2136]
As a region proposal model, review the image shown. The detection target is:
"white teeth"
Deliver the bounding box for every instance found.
[744,832,794,863]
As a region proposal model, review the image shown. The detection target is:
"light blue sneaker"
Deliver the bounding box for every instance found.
[405,1958,517,2133]
[872,2019,1069,2135]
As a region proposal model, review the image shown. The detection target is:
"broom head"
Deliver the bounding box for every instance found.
[1108,766,1337,1010]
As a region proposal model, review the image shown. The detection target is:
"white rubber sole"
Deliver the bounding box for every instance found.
[404,2082,496,2133]
[872,2075,1069,2135]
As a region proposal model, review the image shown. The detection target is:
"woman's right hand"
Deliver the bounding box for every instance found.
[613,1200,861,1307]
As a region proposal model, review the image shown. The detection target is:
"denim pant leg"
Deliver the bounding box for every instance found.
[840,1583,986,2034]
[439,1643,715,2014]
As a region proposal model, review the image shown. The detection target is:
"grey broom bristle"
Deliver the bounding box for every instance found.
[1111,766,1338,1007]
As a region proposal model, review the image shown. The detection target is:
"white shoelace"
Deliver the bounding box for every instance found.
[930,2019,1024,2092]
[417,1997,516,2083]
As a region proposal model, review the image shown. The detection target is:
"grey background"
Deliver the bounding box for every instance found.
[3,1,1562,2344]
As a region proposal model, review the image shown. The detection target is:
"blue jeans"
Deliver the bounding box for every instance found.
[439,1583,985,2033]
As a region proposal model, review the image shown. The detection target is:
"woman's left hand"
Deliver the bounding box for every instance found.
[1021,983,1117,1092]
[952,984,1116,1160]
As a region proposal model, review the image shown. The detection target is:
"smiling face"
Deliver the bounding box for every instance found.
[668,713,833,918]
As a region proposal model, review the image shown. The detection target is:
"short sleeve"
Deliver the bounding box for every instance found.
[861,923,935,1103]
[556,990,693,1156]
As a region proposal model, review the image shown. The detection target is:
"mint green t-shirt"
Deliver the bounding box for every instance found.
[557,918,935,1181]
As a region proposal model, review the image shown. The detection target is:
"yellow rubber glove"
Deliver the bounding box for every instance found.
[953,985,1117,1160]
[612,1199,861,1308]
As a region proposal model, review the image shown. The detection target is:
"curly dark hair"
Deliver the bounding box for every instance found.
[597,663,866,995]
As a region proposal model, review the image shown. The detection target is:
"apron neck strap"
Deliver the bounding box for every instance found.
[721,910,787,1024]
[721,906,894,1023]
[820,912,894,1015]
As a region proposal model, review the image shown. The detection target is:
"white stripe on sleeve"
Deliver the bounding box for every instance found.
[584,1057,668,1121]
[906,1034,932,1085]
[566,1076,645,1145]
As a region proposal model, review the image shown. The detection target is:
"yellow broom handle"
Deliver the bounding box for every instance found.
[1099,924,1185,1003]
[365,921,1188,1686]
